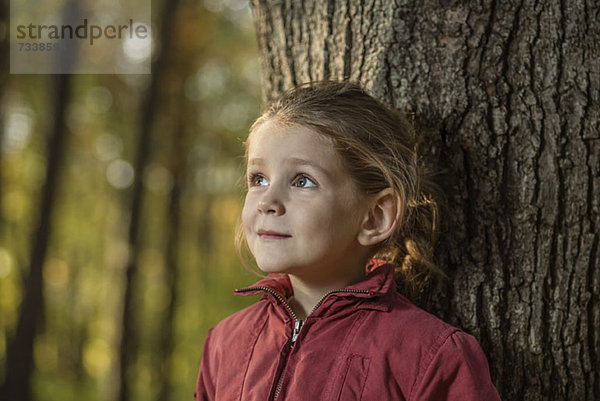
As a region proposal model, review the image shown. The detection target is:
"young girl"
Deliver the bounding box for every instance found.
[195,81,501,401]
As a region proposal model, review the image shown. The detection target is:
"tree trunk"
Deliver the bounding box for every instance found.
[0,63,73,401]
[1,2,79,398]
[250,1,599,400]
[0,0,9,218]
[116,0,182,399]
[156,66,191,401]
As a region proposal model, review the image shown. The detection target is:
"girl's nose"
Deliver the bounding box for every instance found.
[257,191,285,215]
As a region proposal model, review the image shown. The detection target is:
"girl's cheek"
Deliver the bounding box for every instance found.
[241,202,250,220]
[241,197,256,228]
[240,201,249,224]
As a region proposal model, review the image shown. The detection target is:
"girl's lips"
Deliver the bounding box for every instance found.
[257,230,292,239]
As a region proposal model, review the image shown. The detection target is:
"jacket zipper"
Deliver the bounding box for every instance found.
[291,319,304,345]
[234,285,370,401]
[234,286,300,401]
[234,286,299,320]
[308,288,370,315]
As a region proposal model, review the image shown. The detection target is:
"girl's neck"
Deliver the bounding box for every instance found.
[287,268,366,320]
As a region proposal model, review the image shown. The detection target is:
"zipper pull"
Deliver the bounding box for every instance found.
[290,319,304,347]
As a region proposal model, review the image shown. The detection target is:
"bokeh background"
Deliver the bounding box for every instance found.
[0,0,263,399]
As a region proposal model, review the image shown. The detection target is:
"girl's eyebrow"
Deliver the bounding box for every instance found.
[247,158,262,165]
[287,157,328,175]
[247,157,330,177]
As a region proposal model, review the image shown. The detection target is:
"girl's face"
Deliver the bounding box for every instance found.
[242,118,371,283]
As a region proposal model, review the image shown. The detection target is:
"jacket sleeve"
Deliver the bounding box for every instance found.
[410,331,502,401]
[195,328,216,401]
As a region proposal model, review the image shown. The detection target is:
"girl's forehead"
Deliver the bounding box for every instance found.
[245,120,344,169]
[247,119,333,150]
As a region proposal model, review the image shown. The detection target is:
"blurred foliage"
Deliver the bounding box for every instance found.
[0,0,263,400]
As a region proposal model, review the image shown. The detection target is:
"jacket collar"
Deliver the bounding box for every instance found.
[234,261,397,313]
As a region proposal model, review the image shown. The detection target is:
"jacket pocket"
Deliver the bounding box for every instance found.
[336,354,371,401]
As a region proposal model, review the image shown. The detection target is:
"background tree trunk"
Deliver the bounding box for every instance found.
[116,0,182,400]
[1,62,74,401]
[0,0,9,217]
[156,62,191,401]
[1,2,79,398]
[250,1,599,400]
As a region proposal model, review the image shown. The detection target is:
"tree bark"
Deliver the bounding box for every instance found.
[250,1,599,400]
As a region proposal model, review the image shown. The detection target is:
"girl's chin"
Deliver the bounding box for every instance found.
[256,261,305,275]
[257,264,294,274]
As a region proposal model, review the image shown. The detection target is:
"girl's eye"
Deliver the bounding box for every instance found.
[292,174,317,188]
[249,174,268,187]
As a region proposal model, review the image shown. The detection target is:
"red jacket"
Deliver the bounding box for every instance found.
[195,264,502,401]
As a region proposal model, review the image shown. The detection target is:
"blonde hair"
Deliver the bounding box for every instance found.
[241,81,443,301]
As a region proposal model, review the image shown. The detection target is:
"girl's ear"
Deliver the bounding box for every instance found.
[357,188,401,246]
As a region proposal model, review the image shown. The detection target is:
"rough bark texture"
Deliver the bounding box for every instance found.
[250,1,599,400]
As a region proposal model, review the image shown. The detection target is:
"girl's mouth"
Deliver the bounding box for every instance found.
[257,229,292,239]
